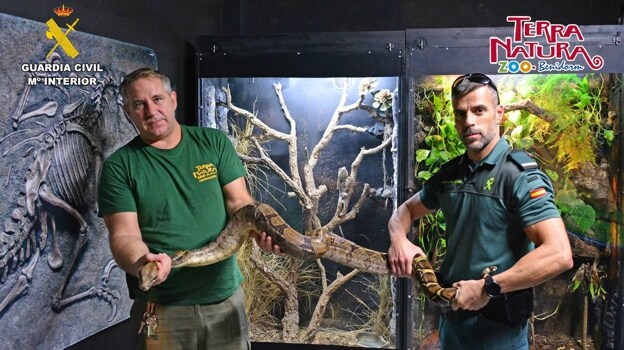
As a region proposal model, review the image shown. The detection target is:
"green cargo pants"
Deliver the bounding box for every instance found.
[130,287,250,350]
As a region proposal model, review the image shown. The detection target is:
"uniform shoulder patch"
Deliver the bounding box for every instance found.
[530,187,547,199]
[507,150,538,171]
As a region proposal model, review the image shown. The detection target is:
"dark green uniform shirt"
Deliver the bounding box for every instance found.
[98,125,247,305]
[420,138,560,285]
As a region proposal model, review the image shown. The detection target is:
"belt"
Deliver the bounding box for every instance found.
[441,308,479,321]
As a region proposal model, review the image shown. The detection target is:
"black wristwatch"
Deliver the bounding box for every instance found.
[484,275,502,298]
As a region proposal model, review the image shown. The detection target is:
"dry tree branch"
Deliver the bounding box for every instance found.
[316,259,329,290]
[359,105,383,122]
[302,268,361,343]
[350,132,394,181]
[250,242,300,342]
[223,84,313,209]
[248,139,310,206]
[224,85,309,340]
[223,85,290,141]
[333,125,369,133]
[324,183,370,233]
[272,83,305,194]
[303,79,367,207]
[323,132,393,232]
[504,100,557,123]
[225,79,395,344]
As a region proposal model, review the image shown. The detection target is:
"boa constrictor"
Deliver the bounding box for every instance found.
[138,203,457,305]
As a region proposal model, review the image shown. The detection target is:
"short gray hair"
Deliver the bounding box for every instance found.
[120,67,173,105]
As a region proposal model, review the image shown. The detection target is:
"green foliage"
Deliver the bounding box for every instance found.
[360,78,394,112]
[509,74,612,171]
[570,260,607,302]
[544,169,559,182]
[413,73,611,259]
[604,129,615,144]
[413,80,465,260]
[417,210,447,260]
[414,82,464,183]
[502,109,537,149]
[555,178,596,234]
[373,89,393,112]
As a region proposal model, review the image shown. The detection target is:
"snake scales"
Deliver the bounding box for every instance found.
[138,203,457,305]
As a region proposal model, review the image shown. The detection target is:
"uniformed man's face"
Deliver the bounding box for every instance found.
[452,86,504,161]
[123,76,178,145]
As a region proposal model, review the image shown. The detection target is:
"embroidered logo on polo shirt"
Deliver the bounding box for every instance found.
[530,188,546,199]
[193,163,217,182]
[484,177,495,191]
[441,179,463,185]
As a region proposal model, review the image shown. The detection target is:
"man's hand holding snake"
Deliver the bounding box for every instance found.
[451,278,489,311]
[388,235,426,277]
[137,252,172,291]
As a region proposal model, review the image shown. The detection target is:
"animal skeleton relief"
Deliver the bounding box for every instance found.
[0,53,127,319]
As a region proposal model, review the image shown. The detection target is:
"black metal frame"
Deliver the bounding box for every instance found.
[405,25,624,75]
[197,31,404,78]
[196,25,624,350]
[616,71,624,350]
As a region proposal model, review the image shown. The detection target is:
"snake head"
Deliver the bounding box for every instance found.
[138,261,158,291]
[481,265,498,278]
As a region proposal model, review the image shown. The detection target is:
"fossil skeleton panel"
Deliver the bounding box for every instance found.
[0,13,156,349]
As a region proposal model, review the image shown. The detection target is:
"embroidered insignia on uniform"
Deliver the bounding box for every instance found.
[193,163,218,182]
[530,188,546,199]
[484,177,495,191]
[441,179,463,185]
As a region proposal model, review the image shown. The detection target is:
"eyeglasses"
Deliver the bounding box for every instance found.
[451,73,499,103]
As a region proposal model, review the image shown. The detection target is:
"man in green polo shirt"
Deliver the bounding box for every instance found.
[98,68,280,350]
[387,73,573,349]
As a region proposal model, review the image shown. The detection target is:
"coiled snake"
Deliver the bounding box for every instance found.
[138,203,457,305]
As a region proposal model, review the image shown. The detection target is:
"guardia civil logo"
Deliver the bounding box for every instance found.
[45,4,79,59]
[19,4,105,87]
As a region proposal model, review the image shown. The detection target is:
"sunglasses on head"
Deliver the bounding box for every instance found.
[451,73,499,102]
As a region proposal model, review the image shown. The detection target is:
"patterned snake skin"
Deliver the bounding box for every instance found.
[138,203,457,305]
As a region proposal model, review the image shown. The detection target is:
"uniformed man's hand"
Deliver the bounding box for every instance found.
[388,236,425,277]
[451,279,490,311]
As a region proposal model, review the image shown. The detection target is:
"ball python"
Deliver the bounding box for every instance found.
[138,203,457,305]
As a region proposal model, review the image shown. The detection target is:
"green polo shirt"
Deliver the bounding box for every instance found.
[420,138,560,284]
[98,125,247,305]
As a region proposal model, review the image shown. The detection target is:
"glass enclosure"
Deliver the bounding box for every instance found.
[196,26,624,349]
[411,73,621,350]
[200,76,399,347]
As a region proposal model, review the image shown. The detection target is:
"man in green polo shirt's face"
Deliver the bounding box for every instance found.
[452,84,504,162]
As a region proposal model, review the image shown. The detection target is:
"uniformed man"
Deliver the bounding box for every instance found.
[387,73,573,349]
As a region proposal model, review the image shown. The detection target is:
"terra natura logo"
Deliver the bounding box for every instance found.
[490,16,604,73]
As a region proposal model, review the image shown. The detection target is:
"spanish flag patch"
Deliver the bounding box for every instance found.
[530,188,546,199]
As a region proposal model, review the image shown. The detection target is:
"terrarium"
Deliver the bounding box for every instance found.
[405,24,624,350]
[196,24,624,349]
[410,72,621,350]
[197,32,406,349]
